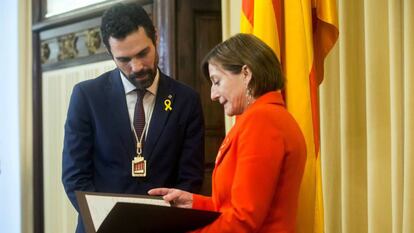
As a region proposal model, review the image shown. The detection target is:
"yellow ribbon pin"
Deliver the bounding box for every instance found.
[164,99,172,111]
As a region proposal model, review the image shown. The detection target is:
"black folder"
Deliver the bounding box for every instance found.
[76,191,220,233]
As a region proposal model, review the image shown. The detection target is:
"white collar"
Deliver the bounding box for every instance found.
[120,68,160,96]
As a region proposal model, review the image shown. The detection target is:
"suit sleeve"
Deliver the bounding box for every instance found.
[62,84,96,211]
[192,111,285,233]
[175,92,205,193]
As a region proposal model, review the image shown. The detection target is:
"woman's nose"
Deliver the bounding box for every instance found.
[210,87,219,101]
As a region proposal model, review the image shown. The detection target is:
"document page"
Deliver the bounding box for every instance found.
[85,194,170,231]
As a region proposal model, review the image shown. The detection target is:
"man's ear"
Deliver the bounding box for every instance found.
[106,47,113,58]
[105,37,113,58]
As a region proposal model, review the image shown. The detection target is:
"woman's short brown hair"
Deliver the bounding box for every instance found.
[201,33,284,98]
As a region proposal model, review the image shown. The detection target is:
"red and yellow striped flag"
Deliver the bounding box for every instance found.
[241,0,339,232]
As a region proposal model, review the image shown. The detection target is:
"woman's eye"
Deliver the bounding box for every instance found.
[210,77,220,86]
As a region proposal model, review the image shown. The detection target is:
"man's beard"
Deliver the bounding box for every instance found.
[127,68,156,90]
[125,53,159,90]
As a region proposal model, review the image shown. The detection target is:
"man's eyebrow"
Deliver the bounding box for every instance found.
[115,47,150,60]
[137,47,150,56]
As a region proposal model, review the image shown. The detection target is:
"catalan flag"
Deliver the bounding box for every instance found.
[241,0,339,232]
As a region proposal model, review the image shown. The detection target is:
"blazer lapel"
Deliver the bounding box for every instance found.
[214,130,233,166]
[105,69,135,157]
[144,74,174,159]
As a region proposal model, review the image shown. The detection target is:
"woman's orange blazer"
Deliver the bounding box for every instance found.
[192,91,307,233]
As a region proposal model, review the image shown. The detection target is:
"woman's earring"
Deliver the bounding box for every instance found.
[246,88,253,106]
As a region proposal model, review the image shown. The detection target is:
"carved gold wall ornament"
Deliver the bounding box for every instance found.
[85,28,101,55]
[58,33,78,61]
[41,43,50,64]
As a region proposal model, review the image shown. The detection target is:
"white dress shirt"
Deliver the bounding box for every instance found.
[120,69,159,137]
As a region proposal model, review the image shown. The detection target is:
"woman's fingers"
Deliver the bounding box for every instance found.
[148,188,180,202]
[163,190,182,202]
[148,188,192,208]
[148,188,170,196]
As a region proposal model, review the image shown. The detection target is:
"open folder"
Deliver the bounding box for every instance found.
[75,191,220,233]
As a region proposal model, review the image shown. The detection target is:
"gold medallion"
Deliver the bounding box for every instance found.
[132,156,147,177]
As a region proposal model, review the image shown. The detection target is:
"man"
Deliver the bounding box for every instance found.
[62,3,205,233]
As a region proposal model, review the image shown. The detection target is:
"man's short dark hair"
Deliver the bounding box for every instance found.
[100,3,156,53]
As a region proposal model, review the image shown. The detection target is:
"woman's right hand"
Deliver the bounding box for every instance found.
[148,188,193,208]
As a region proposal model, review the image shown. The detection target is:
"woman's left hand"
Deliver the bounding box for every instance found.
[148,188,193,208]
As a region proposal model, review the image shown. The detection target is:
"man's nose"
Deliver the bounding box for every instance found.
[130,58,144,72]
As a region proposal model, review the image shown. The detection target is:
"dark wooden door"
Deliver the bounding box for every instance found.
[176,0,224,195]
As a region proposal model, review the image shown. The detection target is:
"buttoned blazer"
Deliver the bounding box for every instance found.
[192,91,306,233]
[62,68,204,233]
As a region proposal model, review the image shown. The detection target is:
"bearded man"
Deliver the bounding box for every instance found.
[62,3,205,233]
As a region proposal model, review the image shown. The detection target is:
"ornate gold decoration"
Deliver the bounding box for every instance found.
[85,28,101,55]
[40,43,50,64]
[58,33,78,61]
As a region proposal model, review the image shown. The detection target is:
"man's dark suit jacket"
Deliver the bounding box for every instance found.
[62,68,205,233]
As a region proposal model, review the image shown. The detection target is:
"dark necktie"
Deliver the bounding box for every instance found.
[134,89,146,145]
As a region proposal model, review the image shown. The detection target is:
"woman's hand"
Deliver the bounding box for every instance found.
[148,188,193,209]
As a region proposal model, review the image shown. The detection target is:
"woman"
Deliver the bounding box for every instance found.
[149,33,306,233]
